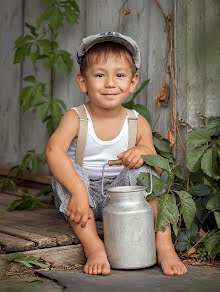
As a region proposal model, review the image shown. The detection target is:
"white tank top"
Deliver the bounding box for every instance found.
[67,105,139,179]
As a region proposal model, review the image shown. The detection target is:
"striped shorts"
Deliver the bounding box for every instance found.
[51,160,161,221]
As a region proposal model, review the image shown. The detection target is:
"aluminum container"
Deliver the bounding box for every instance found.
[103,186,156,269]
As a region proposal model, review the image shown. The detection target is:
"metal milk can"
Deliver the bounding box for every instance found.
[103,185,156,269]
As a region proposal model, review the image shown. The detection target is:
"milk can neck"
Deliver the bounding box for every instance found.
[107,186,146,203]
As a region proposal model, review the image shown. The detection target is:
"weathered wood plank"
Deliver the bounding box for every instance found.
[174,0,188,168]
[0,225,56,248]
[0,1,23,168]
[20,0,51,176]
[204,0,220,117]
[0,244,86,272]
[56,0,86,110]
[22,244,86,267]
[0,232,36,252]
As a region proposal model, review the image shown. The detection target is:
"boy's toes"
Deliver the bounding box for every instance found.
[165,266,175,276]
[102,264,110,275]
[97,264,102,274]
[88,265,94,274]
[84,264,89,274]
[92,264,98,275]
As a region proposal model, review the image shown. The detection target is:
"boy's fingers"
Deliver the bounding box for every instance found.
[81,214,88,228]
[74,213,81,224]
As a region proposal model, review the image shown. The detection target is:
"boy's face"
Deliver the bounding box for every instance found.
[77,53,139,110]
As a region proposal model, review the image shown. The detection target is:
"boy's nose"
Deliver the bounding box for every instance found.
[105,76,116,87]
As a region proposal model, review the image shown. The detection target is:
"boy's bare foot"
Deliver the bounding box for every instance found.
[157,246,187,276]
[84,241,110,275]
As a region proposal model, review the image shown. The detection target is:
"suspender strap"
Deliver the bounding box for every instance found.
[75,105,88,167]
[125,108,138,149]
[75,105,138,167]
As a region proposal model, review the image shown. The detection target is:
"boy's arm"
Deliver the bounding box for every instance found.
[45,109,90,227]
[117,114,162,175]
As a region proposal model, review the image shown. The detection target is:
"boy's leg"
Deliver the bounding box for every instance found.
[68,208,110,275]
[148,197,187,276]
[51,159,110,275]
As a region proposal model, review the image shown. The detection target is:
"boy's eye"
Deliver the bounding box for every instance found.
[96,73,104,77]
[117,73,125,77]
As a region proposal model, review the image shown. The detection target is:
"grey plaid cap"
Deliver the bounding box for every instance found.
[76,31,141,70]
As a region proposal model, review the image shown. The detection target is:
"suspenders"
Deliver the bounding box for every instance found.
[75,105,138,167]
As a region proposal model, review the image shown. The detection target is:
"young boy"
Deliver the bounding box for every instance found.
[46,32,187,276]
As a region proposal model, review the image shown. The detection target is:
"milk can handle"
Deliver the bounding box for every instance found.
[102,159,153,198]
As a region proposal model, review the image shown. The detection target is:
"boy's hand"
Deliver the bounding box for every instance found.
[117,145,154,169]
[66,192,92,228]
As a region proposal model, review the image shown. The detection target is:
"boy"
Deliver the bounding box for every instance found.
[46,32,187,276]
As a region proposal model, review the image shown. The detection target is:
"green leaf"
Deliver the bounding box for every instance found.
[176,191,196,229]
[56,50,73,73]
[186,128,211,147]
[22,153,32,169]
[172,222,179,237]
[36,153,45,164]
[196,197,209,222]
[38,39,52,53]
[142,155,170,173]
[203,230,220,258]
[55,54,68,72]
[155,192,179,232]
[37,7,54,28]
[20,86,34,104]
[51,103,62,126]
[160,171,169,185]
[137,172,166,195]
[49,7,64,32]
[123,100,134,109]
[14,35,35,48]
[63,5,79,24]
[25,279,44,283]
[40,104,50,123]
[201,148,220,179]
[177,231,188,242]
[14,42,34,63]
[46,118,54,134]
[206,194,220,211]
[175,241,188,252]
[132,79,150,101]
[132,104,150,122]
[189,184,212,196]
[186,145,209,172]
[173,165,183,179]
[54,98,66,110]
[8,253,51,268]
[36,184,52,197]
[153,132,171,153]
[25,22,38,38]
[203,117,220,136]
[186,222,198,239]
[24,75,36,84]
[214,211,220,228]
[216,136,220,159]
[31,156,39,173]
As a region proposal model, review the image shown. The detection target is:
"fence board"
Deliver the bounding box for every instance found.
[0,0,219,174]
[0,0,23,168]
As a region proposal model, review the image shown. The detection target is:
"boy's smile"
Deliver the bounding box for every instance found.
[77,54,139,110]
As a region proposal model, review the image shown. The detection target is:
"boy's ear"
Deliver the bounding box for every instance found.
[129,73,139,93]
[76,73,87,93]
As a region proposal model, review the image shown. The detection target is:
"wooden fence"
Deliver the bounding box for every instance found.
[0,0,219,176]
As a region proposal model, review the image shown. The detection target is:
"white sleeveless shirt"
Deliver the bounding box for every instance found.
[67,105,139,179]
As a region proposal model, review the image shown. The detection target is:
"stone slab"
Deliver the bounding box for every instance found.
[37,265,220,292]
[0,277,63,292]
